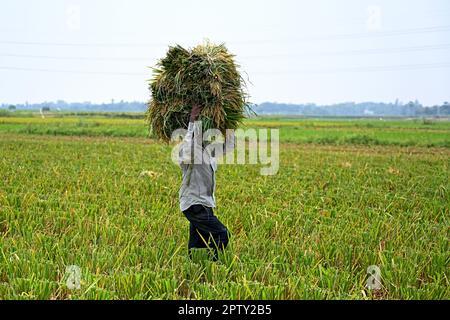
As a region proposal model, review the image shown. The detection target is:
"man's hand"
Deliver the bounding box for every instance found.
[190,103,202,122]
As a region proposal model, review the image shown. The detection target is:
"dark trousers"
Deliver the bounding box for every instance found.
[182,204,229,260]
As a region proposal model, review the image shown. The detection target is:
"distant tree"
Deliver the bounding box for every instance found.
[8,105,16,111]
[440,102,450,116]
[404,101,416,116]
[42,106,50,112]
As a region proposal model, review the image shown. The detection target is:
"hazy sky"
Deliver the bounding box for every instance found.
[1,0,449,105]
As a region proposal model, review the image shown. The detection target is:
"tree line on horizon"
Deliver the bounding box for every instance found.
[1,100,449,117]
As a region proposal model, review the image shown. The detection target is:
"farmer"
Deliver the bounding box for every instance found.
[178,103,234,260]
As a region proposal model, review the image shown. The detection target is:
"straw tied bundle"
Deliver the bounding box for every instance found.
[146,42,251,142]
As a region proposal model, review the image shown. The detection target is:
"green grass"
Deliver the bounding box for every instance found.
[0,117,146,137]
[0,114,448,299]
[0,133,448,299]
[0,115,449,147]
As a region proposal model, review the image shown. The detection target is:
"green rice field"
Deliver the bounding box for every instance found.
[0,113,448,299]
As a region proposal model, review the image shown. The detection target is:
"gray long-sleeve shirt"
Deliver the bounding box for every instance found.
[178,121,234,211]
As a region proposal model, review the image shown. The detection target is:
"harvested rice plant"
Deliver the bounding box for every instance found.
[146,42,252,142]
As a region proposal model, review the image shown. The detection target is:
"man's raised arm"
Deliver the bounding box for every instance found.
[179,104,203,165]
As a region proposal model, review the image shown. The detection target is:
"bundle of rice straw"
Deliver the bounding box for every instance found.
[146,41,251,142]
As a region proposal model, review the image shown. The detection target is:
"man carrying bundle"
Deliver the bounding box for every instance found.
[178,103,234,261]
[146,42,249,260]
